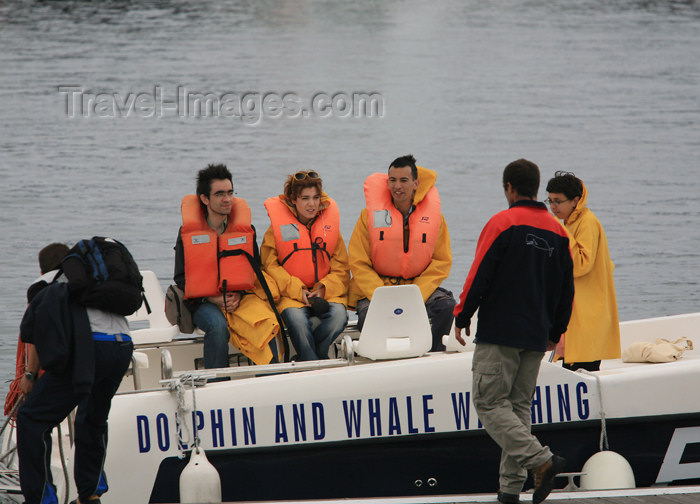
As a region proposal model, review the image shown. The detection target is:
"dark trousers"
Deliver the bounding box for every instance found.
[17,340,133,504]
[356,286,456,351]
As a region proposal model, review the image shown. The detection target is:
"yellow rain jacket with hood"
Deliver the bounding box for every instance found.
[223,281,282,365]
[348,166,452,307]
[559,181,621,363]
[261,191,350,313]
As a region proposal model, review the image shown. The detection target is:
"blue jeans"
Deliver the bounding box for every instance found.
[282,303,348,361]
[193,302,231,369]
[193,302,279,367]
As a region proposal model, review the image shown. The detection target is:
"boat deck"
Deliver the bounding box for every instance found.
[226,486,700,504]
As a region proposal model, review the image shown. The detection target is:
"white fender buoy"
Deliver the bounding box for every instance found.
[580,450,635,490]
[179,448,222,504]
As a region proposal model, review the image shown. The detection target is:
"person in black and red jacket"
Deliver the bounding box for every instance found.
[453,159,574,504]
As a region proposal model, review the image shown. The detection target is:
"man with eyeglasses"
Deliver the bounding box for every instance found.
[348,154,455,351]
[453,159,574,504]
[174,163,282,368]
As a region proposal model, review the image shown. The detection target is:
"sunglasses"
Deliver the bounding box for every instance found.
[293,171,320,181]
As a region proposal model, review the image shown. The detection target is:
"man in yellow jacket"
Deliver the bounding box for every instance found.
[349,154,455,351]
[546,171,621,371]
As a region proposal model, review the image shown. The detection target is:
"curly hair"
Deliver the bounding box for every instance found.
[545,170,583,200]
[283,171,323,202]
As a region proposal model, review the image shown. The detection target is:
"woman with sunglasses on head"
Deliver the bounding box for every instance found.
[261,171,350,361]
[545,171,621,371]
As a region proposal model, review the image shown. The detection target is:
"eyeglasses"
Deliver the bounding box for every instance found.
[544,198,570,206]
[293,171,320,181]
[211,189,234,198]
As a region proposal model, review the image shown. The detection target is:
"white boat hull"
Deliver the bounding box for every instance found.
[99,312,700,503]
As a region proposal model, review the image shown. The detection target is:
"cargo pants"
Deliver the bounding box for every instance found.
[471,342,553,494]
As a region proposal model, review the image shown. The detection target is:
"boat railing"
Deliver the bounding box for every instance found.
[168,356,357,383]
[165,333,358,382]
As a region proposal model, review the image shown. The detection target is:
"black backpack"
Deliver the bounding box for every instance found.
[60,237,144,316]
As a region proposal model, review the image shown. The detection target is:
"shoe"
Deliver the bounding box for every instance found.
[532,454,566,504]
[497,490,521,503]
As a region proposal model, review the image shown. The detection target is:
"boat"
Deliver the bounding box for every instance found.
[1,271,699,504]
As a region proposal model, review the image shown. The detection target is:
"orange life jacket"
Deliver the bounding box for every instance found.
[365,172,441,279]
[181,194,256,298]
[264,196,340,289]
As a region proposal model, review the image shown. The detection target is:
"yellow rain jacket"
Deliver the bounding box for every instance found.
[224,278,282,365]
[176,199,282,365]
[560,182,621,363]
[348,166,452,307]
[261,192,350,313]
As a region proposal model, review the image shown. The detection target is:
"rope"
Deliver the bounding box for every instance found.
[0,444,17,465]
[190,375,200,455]
[168,376,192,460]
[579,369,609,451]
[0,394,24,439]
[0,394,24,468]
[168,373,207,459]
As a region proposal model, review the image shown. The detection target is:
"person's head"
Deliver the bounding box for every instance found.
[39,242,69,274]
[545,170,583,221]
[284,170,323,225]
[196,163,234,217]
[387,154,419,210]
[502,158,540,205]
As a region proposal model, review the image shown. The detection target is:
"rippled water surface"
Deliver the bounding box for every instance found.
[1,0,699,405]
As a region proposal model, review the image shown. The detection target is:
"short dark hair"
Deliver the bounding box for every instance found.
[546,171,583,200]
[196,163,233,198]
[388,154,418,180]
[503,158,540,199]
[39,242,69,274]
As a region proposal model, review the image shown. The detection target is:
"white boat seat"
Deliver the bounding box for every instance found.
[131,351,149,369]
[353,285,432,360]
[442,315,478,352]
[123,351,150,390]
[126,270,179,345]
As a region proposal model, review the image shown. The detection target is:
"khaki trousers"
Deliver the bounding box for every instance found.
[472,342,552,494]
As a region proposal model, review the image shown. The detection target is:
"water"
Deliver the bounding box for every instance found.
[1,0,699,412]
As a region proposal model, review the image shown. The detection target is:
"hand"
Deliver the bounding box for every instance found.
[308,284,326,300]
[455,324,470,346]
[554,335,565,357]
[547,340,557,351]
[222,292,241,312]
[20,376,35,395]
[301,289,311,306]
[208,292,241,312]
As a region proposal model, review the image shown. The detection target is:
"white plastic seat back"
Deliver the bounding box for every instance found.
[126,270,179,345]
[353,285,431,360]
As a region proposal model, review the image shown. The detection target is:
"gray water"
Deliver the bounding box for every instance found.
[1,0,700,408]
